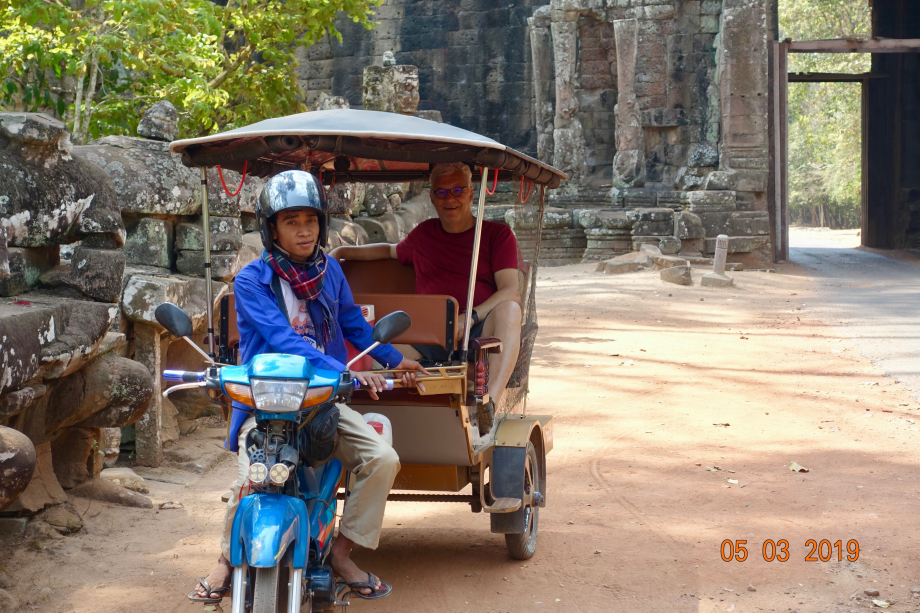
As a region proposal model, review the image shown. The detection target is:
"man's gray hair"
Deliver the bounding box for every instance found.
[429,162,473,187]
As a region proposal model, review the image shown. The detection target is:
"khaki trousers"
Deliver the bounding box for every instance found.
[220,404,400,558]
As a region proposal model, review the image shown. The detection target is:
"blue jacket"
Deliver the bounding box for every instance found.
[226,256,403,451]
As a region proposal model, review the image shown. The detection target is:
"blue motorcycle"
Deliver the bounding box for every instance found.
[155,302,410,613]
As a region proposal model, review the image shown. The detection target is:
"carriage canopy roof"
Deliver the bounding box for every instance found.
[169,109,567,188]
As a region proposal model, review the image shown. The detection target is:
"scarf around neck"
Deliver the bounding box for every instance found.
[263,247,336,346]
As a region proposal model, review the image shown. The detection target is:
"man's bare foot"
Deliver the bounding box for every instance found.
[329,534,380,596]
[194,555,232,599]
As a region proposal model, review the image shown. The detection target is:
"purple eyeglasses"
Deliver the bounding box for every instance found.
[433,187,468,199]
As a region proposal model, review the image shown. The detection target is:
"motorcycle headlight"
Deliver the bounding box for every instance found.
[251,378,307,413]
[269,463,291,485]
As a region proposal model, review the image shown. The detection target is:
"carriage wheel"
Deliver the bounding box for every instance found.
[504,442,541,560]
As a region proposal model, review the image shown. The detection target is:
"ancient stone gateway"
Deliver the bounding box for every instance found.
[299,0,776,269]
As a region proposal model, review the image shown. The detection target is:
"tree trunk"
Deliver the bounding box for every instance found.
[75,48,100,145]
[71,48,91,139]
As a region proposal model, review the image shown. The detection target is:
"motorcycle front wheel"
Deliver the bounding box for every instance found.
[252,566,282,613]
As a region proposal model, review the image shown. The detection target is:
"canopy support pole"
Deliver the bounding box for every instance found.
[462,167,490,354]
[200,168,216,358]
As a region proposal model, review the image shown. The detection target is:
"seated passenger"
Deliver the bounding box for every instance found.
[329,162,523,434]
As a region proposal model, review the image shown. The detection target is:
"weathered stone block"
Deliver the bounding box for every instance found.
[363,184,391,216]
[4,441,66,513]
[702,169,768,192]
[102,427,120,468]
[675,166,716,191]
[701,0,722,14]
[702,272,734,287]
[660,265,692,285]
[68,478,153,508]
[175,248,255,282]
[64,246,126,303]
[506,206,573,231]
[136,101,178,142]
[125,218,172,268]
[121,272,227,332]
[700,14,719,32]
[629,208,673,236]
[363,64,419,115]
[354,217,389,244]
[728,212,770,236]
[680,238,706,255]
[676,211,706,239]
[603,261,641,274]
[175,217,243,252]
[328,218,369,246]
[612,251,653,268]
[687,190,737,212]
[50,427,101,489]
[64,353,155,430]
[100,467,148,493]
[73,135,262,216]
[703,236,771,254]
[327,182,359,216]
[658,236,682,254]
[0,426,36,512]
[0,113,126,248]
[416,110,443,123]
[698,211,732,236]
[652,254,690,268]
[0,247,57,297]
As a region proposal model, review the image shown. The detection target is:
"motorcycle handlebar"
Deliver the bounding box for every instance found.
[351,378,395,391]
[163,370,205,383]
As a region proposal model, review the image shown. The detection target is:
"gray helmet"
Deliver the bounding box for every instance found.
[256,170,328,252]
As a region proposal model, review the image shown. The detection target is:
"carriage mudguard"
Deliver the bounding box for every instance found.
[489,416,551,534]
[230,493,310,568]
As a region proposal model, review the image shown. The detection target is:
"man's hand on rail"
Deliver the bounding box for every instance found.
[395,358,429,393]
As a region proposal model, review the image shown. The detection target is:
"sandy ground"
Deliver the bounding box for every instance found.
[5,233,920,613]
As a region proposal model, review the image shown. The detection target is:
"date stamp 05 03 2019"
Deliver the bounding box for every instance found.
[720,539,860,563]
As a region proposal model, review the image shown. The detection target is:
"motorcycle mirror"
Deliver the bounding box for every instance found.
[372,311,411,344]
[155,303,194,338]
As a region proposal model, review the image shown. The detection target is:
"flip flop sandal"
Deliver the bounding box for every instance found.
[187,577,231,604]
[343,572,393,600]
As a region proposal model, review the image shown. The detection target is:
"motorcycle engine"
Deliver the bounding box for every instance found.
[304,566,335,610]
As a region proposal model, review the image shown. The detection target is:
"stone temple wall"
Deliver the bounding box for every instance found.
[530,0,773,269]
[299,0,775,267]
[297,0,544,155]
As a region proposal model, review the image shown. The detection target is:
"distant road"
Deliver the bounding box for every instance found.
[790,229,920,400]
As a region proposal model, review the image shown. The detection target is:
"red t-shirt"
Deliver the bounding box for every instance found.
[396,219,519,313]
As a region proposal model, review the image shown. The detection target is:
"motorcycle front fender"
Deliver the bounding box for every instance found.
[230,493,310,568]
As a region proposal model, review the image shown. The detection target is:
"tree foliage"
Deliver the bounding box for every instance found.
[779,0,871,228]
[0,0,381,142]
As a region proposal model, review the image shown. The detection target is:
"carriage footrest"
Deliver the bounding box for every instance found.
[482,497,522,513]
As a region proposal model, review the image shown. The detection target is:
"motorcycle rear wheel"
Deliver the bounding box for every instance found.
[504,442,540,560]
[252,566,281,613]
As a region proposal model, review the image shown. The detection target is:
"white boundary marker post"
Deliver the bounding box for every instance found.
[702,234,733,287]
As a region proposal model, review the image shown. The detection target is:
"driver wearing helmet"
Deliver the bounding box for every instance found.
[190,170,427,604]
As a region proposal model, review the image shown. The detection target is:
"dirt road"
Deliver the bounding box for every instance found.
[5,235,920,612]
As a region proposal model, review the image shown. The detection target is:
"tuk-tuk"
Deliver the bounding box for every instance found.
[167,109,566,611]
